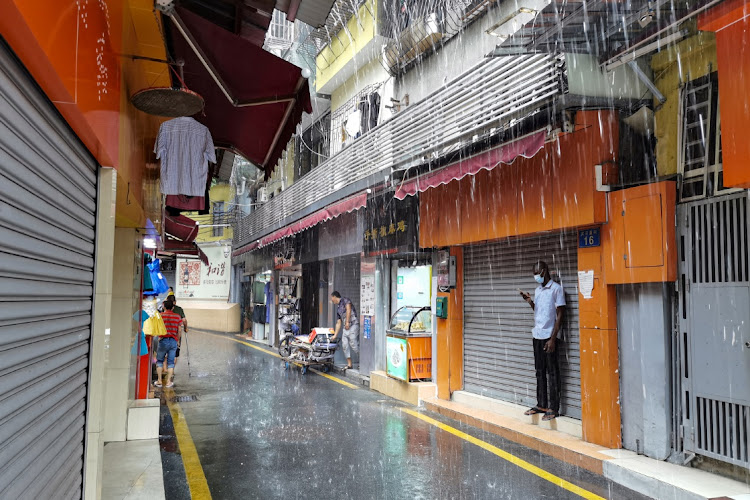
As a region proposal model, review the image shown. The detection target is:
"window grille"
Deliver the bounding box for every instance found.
[213,202,225,237]
[679,72,736,201]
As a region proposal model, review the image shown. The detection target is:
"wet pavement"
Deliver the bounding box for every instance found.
[159,330,651,500]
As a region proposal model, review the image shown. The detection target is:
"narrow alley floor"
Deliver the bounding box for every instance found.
[157,330,651,500]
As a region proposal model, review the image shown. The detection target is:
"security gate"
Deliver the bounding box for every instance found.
[678,192,750,466]
[464,232,582,418]
[0,42,97,497]
[333,255,361,314]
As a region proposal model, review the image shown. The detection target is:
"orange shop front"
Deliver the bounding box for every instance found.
[415,110,626,448]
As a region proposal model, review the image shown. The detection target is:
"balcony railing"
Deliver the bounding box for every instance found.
[235,53,566,249]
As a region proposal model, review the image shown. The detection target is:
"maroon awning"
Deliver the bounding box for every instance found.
[394,131,547,200]
[163,238,210,265]
[168,7,312,176]
[233,192,367,257]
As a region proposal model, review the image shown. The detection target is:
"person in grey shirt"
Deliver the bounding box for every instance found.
[330,291,359,369]
[519,261,566,421]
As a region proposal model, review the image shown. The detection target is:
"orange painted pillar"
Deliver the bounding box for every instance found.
[699,0,750,188]
[436,247,464,400]
[578,240,622,448]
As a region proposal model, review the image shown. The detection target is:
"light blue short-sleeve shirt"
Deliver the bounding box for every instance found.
[532,280,566,340]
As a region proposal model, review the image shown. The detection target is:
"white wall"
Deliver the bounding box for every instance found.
[102,228,139,443]
[84,167,116,500]
[393,0,551,104]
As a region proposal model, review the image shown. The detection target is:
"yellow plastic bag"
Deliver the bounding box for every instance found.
[143,312,167,337]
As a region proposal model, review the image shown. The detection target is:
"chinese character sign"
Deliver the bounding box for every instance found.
[363,193,418,255]
[176,246,231,300]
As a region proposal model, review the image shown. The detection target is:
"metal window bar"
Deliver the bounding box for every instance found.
[330,83,382,156]
[234,54,565,247]
[212,202,225,237]
[265,10,295,51]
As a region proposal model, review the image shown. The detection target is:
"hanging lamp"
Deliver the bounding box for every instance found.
[129,56,205,117]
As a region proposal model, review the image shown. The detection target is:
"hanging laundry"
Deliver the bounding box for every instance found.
[345,108,362,139]
[165,166,212,214]
[143,254,154,292]
[368,92,381,130]
[145,258,170,295]
[142,296,158,317]
[143,262,154,292]
[264,281,273,324]
[155,116,216,197]
[143,311,167,337]
[132,310,150,356]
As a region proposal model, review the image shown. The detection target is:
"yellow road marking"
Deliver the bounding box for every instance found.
[201,332,282,358]
[199,331,358,389]
[165,391,212,500]
[401,409,605,500]
[310,367,360,389]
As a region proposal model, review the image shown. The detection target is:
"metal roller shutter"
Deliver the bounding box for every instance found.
[333,255,361,314]
[463,232,581,418]
[0,42,97,499]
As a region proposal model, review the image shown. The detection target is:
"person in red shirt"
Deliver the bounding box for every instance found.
[155,300,183,388]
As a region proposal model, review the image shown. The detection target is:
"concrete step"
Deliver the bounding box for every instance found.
[332,365,370,387]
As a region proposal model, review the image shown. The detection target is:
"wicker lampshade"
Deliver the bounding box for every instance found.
[131,87,204,117]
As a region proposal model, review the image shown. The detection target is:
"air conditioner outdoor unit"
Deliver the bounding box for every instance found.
[257,186,269,203]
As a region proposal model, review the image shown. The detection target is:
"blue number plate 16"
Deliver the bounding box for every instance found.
[578,228,601,248]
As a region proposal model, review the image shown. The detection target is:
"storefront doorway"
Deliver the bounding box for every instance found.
[677,192,750,467]
[463,232,582,419]
[277,266,302,342]
[0,41,99,496]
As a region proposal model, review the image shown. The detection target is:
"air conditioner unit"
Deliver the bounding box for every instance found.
[257,186,268,203]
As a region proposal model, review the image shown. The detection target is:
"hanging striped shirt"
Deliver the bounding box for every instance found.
[161,310,183,340]
[155,117,216,196]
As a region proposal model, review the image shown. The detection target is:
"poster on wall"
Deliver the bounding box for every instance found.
[176,246,231,300]
[386,336,408,381]
[361,274,376,316]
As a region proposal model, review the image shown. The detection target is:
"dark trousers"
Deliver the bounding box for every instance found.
[533,338,561,413]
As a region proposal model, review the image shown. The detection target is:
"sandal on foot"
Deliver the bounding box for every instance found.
[153,382,162,387]
[165,382,174,388]
[524,407,545,416]
[542,411,558,421]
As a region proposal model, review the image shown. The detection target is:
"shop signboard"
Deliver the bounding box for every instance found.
[176,246,231,299]
[273,239,296,269]
[363,193,418,256]
[386,336,408,381]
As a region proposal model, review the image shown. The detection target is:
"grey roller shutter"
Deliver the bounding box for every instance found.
[333,255,361,316]
[0,42,97,499]
[463,232,582,418]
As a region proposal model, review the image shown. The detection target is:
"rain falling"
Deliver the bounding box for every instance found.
[1,0,749,498]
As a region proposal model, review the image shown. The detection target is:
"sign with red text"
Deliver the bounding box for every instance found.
[176,246,231,300]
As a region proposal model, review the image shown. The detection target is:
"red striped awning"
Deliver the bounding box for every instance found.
[233,192,367,257]
[394,131,547,200]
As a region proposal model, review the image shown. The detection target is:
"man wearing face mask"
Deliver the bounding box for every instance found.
[519,261,565,421]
